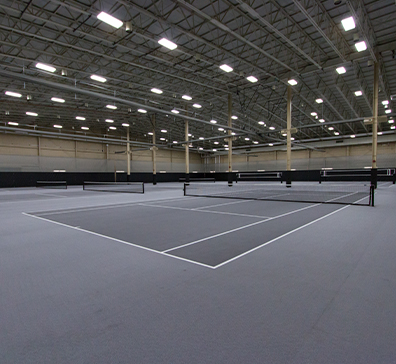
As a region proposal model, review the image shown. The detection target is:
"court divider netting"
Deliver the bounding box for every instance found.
[83,181,144,194]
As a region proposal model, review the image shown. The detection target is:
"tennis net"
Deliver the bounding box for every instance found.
[36,180,67,189]
[184,181,374,206]
[83,181,144,193]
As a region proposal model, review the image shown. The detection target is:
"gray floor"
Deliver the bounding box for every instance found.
[1,182,395,363]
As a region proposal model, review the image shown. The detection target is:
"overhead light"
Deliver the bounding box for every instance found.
[220,64,233,73]
[53,124,62,129]
[76,116,85,120]
[213,149,217,152]
[269,126,275,130]
[231,132,236,135]
[148,132,153,135]
[97,11,123,29]
[192,103,202,108]
[105,119,114,123]
[182,95,192,100]
[231,115,238,120]
[81,126,89,130]
[36,63,56,73]
[5,91,22,98]
[199,137,204,140]
[391,125,396,129]
[268,143,274,146]
[245,137,250,141]
[253,141,259,144]
[377,132,383,135]
[311,112,317,116]
[334,132,340,135]
[161,129,167,133]
[218,127,224,131]
[199,147,203,150]
[171,109,179,114]
[355,91,363,96]
[210,119,217,124]
[336,67,346,74]
[389,119,395,124]
[138,109,147,113]
[26,112,38,116]
[214,141,219,145]
[151,88,163,94]
[288,79,298,86]
[246,76,258,83]
[291,137,295,141]
[258,121,265,125]
[328,127,334,130]
[158,38,177,50]
[355,41,367,52]
[90,74,107,83]
[109,126,117,130]
[160,137,166,141]
[319,119,325,123]
[315,98,323,104]
[8,122,19,126]
[385,109,391,114]
[51,97,65,103]
[382,100,389,105]
[188,133,192,137]
[341,16,355,31]
[106,104,117,110]
[122,123,130,127]
[350,135,356,138]
[173,141,178,144]
[225,147,229,150]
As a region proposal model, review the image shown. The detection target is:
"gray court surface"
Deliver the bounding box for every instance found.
[1,182,396,363]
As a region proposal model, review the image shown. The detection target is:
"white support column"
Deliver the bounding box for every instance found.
[372,61,379,169]
[126,126,130,179]
[228,93,233,186]
[151,115,157,185]
[185,119,189,183]
[286,85,292,171]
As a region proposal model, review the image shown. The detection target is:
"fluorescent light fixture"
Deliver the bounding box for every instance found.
[268,143,274,146]
[8,122,19,126]
[219,64,233,73]
[336,67,346,74]
[231,115,238,120]
[192,103,202,108]
[188,133,192,137]
[160,137,166,141]
[245,137,250,141]
[214,141,219,145]
[389,119,394,124]
[122,123,130,127]
[328,127,334,130]
[218,128,224,131]
[350,135,356,138]
[97,11,123,29]
[158,38,177,50]
[5,91,22,98]
[51,97,65,103]
[148,132,153,135]
[199,137,204,140]
[53,124,62,129]
[210,119,217,124]
[231,132,236,135]
[341,16,355,31]
[334,132,340,135]
[291,137,295,141]
[288,79,298,86]
[161,129,167,133]
[269,126,275,130]
[109,126,117,130]
[182,95,192,100]
[355,41,367,52]
[90,74,107,83]
[81,126,89,130]
[171,109,179,114]
[282,133,287,136]
[311,112,317,116]
[315,98,323,104]
[199,147,203,150]
[151,88,163,94]
[377,132,383,135]
[105,119,114,123]
[106,104,117,110]
[391,125,395,129]
[385,109,391,114]
[382,100,389,105]
[253,141,259,144]
[26,112,38,116]
[246,76,258,83]
[213,149,217,152]
[138,109,147,113]
[319,119,325,123]
[225,147,229,150]
[258,121,265,125]
[36,63,56,73]
[76,116,85,120]
[355,91,363,96]
[173,141,178,144]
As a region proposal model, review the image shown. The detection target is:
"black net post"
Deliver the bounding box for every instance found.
[393,171,396,184]
[185,173,190,186]
[228,172,233,186]
[153,173,157,185]
[370,184,375,206]
[283,170,292,188]
[371,168,378,189]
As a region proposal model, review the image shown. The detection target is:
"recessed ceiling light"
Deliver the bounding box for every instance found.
[151,88,163,94]
[5,91,22,98]
[341,16,355,31]
[90,74,107,83]
[268,143,274,146]
[288,79,298,86]
[109,126,117,130]
[158,38,177,50]
[319,119,325,123]
[171,109,179,114]
[336,67,346,74]
[385,109,391,114]
[389,119,395,124]
[328,126,334,130]
[53,124,62,128]
[192,103,202,108]
[210,119,217,124]
[246,76,258,83]
[26,112,38,116]
[258,121,265,125]
[138,109,147,113]
[350,135,356,138]
[106,105,117,110]
[182,95,192,100]
[81,126,89,130]
[105,119,114,123]
[311,112,317,116]
[334,132,340,135]
[315,98,323,104]
[76,116,85,120]
[355,91,363,96]
[51,97,65,103]
[8,122,19,126]
[382,100,389,105]
[269,126,275,130]
[161,129,167,133]
[36,63,56,72]
[355,41,367,52]
[219,64,233,73]
[97,11,123,29]
[122,123,130,127]
[231,115,238,120]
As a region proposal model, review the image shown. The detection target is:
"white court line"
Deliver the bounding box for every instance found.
[138,203,269,219]
[22,212,215,269]
[325,191,361,203]
[162,203,320,253]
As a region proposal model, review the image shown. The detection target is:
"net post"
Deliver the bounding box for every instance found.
[185,173,190,186]
[142,182,144,194]
[371,168,378,189]
[183,183,186,196]
[393,170,395,184]
[153,173,157,185]
[284,170,292,188]
[228,172,233,187]
[370,184,375,207]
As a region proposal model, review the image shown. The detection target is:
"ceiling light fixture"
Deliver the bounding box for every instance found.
[210,119,217,124]
[319,119,325,123]
[76,116,85,120]
[288,79,298,86]
[382,100,389,105]
[53,125,62,129]
[105,119,114,123]
[355,41,367,52]
[171,109,179,114]
[328,127,334,130]
[81,126,89,130]
[137,109,147,113]
[315,98,323,104]
[336,67,346,74]
[192,103,202,108]
[51,97,65,103]
[109,126,117,130]
[161,129,167,133]
[268,143,274,146]
[219,64,233,73]
[97,11,123,29]
[90,74,107,83]
[122,123,130,127]
[385,109,392,114]
[355,91,363,96]
[106,105,117,110]
[311,112,317,116]
[334,132,340,135]
[269,126,275,130]
[158,38,177,50]
[8,122,19,126]
[36,63,56,73]
[350,135,356,138]
[389,119,394,124]
[246,76,258,83]
[151,88,163,94]
[182,95,192,100]
[258,121,265,125]
[231,115,238,120]
[5,91,22,98]
[341,16,356,31]
[26,112,38,116]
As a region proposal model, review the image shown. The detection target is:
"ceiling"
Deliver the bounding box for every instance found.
[0,0,395,154]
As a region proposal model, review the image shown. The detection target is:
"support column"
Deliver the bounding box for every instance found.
[286,85,292,186]
[371,60,379,189]
[126,126,130,181]
[185,119,190,184]
[151,115,157,185]
[228,93,233,186]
